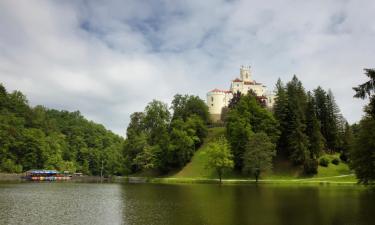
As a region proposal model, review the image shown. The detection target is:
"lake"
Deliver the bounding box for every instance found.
[0,182,374,225]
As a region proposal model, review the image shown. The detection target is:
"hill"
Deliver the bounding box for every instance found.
[171,128,356,183]
[0,83,125,175]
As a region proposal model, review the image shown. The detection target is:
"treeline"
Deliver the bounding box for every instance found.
[272,76,351,174]
[350,69,375,184]
[0,83,125,175]
[222,75,351,177]
[123,94,209,174]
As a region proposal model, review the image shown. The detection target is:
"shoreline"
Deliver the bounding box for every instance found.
[0,173,360,185]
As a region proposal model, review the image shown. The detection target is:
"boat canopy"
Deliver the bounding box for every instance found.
[27,170,59,175]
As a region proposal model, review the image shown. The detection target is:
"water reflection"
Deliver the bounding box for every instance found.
[0,183,374,225]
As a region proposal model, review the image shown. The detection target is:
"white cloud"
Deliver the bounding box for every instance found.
[0,0,374,136]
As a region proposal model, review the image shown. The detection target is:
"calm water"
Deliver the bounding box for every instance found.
[0,182,374,225]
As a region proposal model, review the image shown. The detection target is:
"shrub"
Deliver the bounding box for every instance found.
[304,158,318,175]
[319,157,329,167]
[1,159,23,173]
[331,158,340,165]
[339,152,348,162]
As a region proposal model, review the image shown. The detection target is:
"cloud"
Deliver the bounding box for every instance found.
[0,0,374,136]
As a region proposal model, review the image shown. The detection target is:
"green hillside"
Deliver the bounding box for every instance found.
[171,128,356,182]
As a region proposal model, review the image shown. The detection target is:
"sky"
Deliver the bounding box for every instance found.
[0,0,374,136]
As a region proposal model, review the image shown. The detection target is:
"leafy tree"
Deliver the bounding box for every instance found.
[169,118,196,167]
[226,93,279,170]
[205,136,234,183]
[243,132,276,182]
[0,83,125,175]
[171,94,209,123]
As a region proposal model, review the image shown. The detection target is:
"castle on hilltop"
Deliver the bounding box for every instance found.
[207,66,275,122]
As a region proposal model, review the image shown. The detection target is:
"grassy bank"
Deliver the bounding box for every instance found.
[164,127,358,184]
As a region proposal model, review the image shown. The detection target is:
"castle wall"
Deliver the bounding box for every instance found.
[207,67,274,122]
[207,92,226,115]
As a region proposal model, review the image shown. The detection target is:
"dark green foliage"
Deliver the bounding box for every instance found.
[275,75,309,165]
[242,132,276,182]
[0,83,124,175]
[313,87,343,151]
[353,69,375,118]
[226,93,279,170]
[305,92,323,158]
[171,94,209,123]
[303,158,318,175]
[331,158,340,165]
[228,91,242,109]
[319,157,329,167]
[273,79,289,156]
[274,76,345,169]
[124,94,208,174]
[350,117,375,184]
[351,68,375,184]
[339,122,353,162]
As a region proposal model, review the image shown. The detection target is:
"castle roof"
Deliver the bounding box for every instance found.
[244,80,263,85]
[209,88,232,93]
[232,78,242,82]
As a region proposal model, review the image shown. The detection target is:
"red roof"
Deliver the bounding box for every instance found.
[209,88,232,93]
[232,78,242,82]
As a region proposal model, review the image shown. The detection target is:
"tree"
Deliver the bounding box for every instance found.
[350,68,375,184]
[284,76,309,164]
[243,132,276,182]
[305,92,323,159]
[325,90,340,151]
[273,79,289,157]
[353,68,375,118]
[226,93,279,170]
[314,86,329,147]
[0,83,125,175]
[205,136,234,183]
[340,122,353,162]
[171,94,209,123]
[350,117,375,184]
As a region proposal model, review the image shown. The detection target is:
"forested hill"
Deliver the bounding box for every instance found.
[0,83,125,175]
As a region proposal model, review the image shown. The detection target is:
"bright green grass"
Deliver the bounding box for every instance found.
[172,127,226,179]
[172,127,356,183]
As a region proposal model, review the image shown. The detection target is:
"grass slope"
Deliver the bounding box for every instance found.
[172,128,357,183]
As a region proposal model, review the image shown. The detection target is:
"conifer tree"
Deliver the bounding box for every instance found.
[273,79,289,157]
[284,76,309,164]
[305,92,323,159]
[325,90,340,151]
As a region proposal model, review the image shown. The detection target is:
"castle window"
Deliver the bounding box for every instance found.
[211,104,213,106]
[211,97,214,102]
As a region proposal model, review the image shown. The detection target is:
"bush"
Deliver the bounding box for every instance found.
[331,158,340,165]
[319,157,329,167]
[304,158,318,175]
[339,152,348,162]
[1,159,23,173]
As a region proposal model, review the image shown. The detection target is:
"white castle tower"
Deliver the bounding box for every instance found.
[207,66,275,122]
